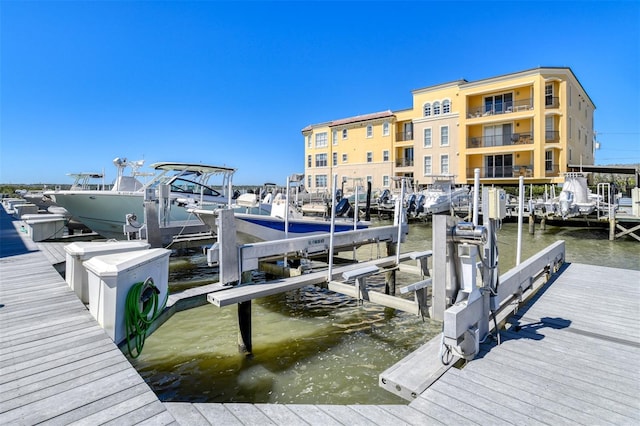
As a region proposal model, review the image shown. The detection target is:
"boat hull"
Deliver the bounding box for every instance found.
[234,213,367,244]
[193,209,368,244]
[50,191,207,241]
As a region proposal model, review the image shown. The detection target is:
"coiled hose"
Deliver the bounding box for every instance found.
[124,277,166,358]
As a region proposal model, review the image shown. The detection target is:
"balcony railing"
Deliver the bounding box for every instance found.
[467,132,533,148]
[396,131,413,142]
[545,164,561,177]
[466,165,534,179]
[545,130,560,143]
[467,98,533,118]
[545,97,560,109]
[395,158,414,167]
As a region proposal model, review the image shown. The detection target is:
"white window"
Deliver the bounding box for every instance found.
[342,129,348,139]
[440,155,449,174]
[423,156,432,175]
[315,153,327,167]
[315,132,328,148]
[307,155,312,168]
[366,152,373,163]
[433,101,441,115]
[424,103,431,116]
[443,99,451,114]
[383,175,389,187]
[307,135,311,148]
[484,93,513,114]
[383,121,390,136]
[545,151,554,172]
[307,175,312,188]
[332,152,338,166]
[545,84,554,107]
[440,126,449,146]
[315,175,327,188]
[383,150,389,161]
[424,128,432,148]
[366,125,373,138]
[332,130,338,145]
[342,153,348,163]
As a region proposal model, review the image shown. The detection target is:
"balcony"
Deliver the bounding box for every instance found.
[545,130,560,143]
[396,131,414,142]
[467,132,533,149]
[395,158,414,167]
[467,98,533,118]
[466,165,534,179]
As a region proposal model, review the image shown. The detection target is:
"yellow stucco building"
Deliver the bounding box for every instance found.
[302,67,595,193]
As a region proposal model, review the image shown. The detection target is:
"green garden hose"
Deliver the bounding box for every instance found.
[124,277,166,358]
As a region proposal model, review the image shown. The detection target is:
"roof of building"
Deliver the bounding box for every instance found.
[301,110,393,132]
[329,110,394,127]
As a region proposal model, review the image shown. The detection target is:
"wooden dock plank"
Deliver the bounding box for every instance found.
[188,403,243,425]
[379,404,445,425]
[254,404,309,425]
[442,367,572,425]
[347,404,413,425]
[282,404,343,425]
[315,404,375,424]
[163,402,211,425]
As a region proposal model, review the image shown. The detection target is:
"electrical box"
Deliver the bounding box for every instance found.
[83,248,170,344]
[487,188,507,220]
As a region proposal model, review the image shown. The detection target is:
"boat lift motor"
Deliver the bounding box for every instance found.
[436,188,506,362]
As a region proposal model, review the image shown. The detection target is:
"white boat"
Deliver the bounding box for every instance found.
[192,174,369,244]
[46,161,236,243]
[16,172,106,213]
[193,196,368,244]
[416,175,470,217]
[543,172,600,219]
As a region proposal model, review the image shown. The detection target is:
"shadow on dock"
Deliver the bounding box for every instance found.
[0,208,36,258]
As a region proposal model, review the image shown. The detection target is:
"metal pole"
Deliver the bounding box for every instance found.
[395,178,405,265]
[353,184,359,260]
[516,176,524,265]
[328,174,337,282]
[473,168,480,226]
[284,176,290,240]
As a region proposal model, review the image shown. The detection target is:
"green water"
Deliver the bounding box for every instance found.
[131,219,639,404]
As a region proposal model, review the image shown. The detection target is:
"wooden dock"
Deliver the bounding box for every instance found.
[0,207,177,424]
[402,262,640,424]
[2,204,639,425]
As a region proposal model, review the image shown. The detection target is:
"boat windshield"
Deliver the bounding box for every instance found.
[149,176,221,197]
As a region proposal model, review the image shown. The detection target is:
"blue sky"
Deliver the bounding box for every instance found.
[1,0,639,185]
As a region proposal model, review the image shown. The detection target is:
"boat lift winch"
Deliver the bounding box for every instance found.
[433,187,506,362]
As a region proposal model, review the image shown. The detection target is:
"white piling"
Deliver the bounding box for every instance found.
[472,168,480,226]
[328,174,337,281]
[516,176,524,265]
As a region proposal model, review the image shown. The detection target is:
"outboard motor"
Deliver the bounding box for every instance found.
[377,189,390,205]
[416,194,426,214]
[407,194,417,215]
[335,198,352,217]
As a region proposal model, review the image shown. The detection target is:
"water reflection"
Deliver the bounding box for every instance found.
[133,218,639,404]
